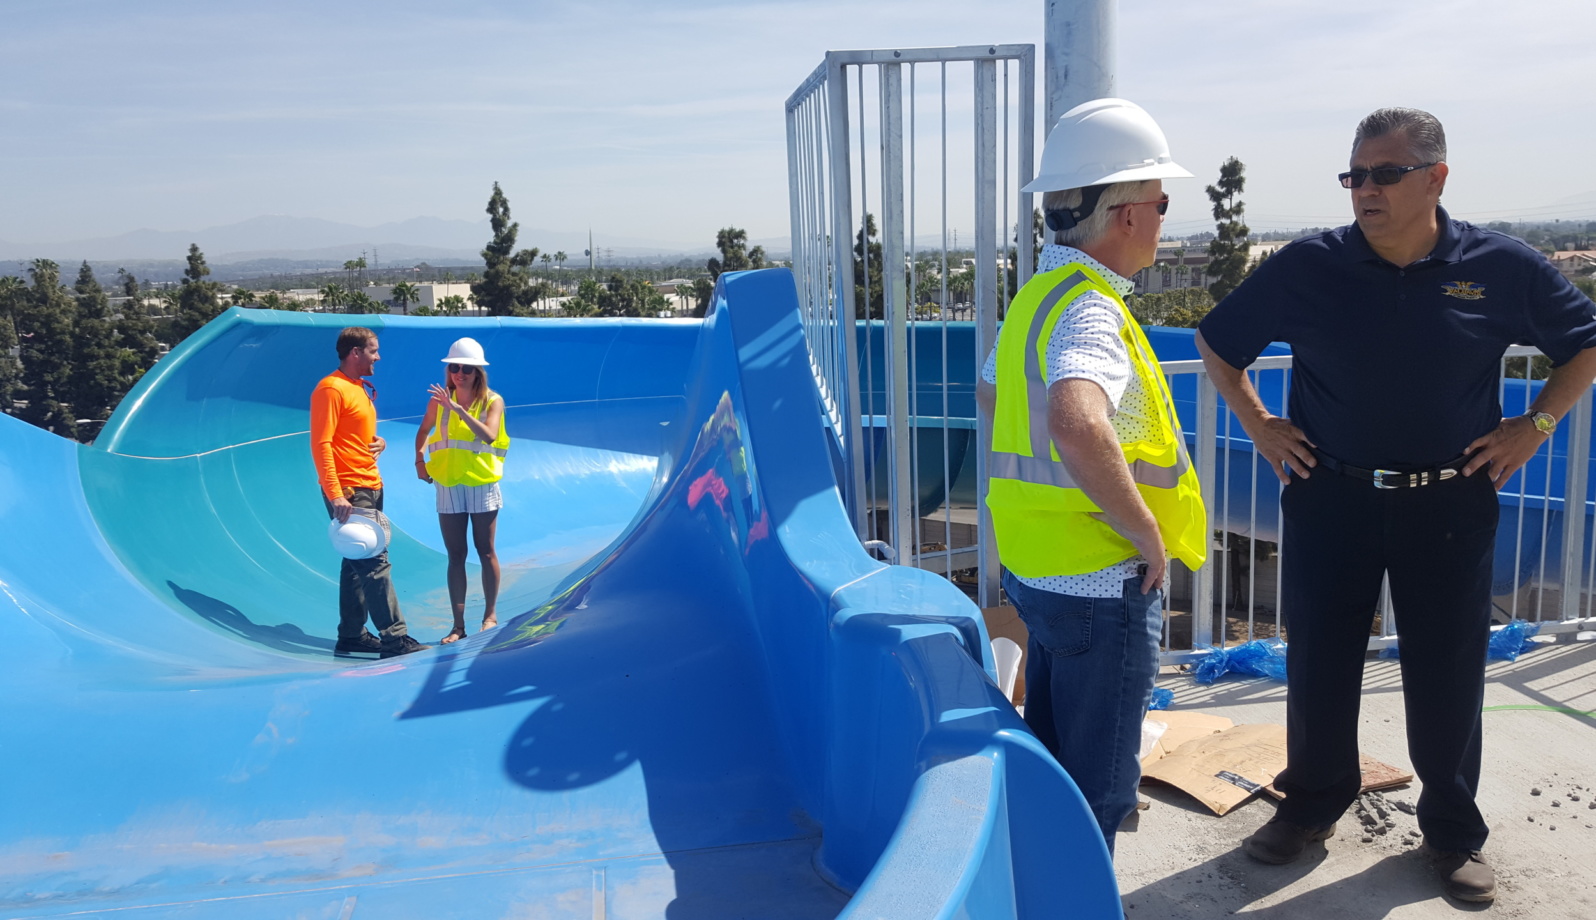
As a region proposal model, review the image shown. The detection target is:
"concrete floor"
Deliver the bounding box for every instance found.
[1115,637,1596,918]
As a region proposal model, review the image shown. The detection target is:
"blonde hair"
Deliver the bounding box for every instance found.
[445,365,498,411]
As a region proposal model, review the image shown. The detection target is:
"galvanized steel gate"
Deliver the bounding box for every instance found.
[785,44,1034,608]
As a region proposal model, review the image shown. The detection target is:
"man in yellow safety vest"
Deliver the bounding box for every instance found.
[977,98,1207,854]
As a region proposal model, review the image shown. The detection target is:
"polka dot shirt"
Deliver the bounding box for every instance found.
[981,244,1161,598]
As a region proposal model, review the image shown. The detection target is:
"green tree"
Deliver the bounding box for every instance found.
[319,282,348,312]
[472,182,540,316]
[256,291,301,311]
[1205,157,1251,302]
[345,290,383,314]
[169,244,226,344]
[707,227,752,281]
[0,275,24,412]
[15,260,78,438]
[686,277,715,318]
[68,262,124,428]
[390,281,420,315]
[565,278,604,317]
[114,269,161,392]
[1128,287,1216,328]
[852,214,885,319]
[230,287,253,307]
[436,294,468,316]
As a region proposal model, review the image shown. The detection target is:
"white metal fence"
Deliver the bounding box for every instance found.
[785,46,1596,657]
[785,45,1035,607]
[1160,347,1596,660]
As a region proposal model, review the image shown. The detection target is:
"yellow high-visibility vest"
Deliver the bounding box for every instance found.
[987,261,1208,577]
[424,395,509,488]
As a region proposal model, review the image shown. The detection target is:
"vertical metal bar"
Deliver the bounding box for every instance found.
[1017,46,1036,289]
[1193,371,1219,649]
[908,64,923,568]
[826,55,866,540]
[879,63,912,562]
[1561,390,1591,622]
[940,62,954,579]
[973,57,1000,607]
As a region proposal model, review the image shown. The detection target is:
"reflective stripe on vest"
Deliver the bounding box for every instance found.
[427,438,509,459]
[424,397,509,487]
[986,261,1207,576]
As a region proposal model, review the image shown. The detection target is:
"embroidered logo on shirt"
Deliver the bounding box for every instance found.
[1440,281,1486,301]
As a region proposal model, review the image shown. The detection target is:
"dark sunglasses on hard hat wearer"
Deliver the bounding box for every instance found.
[1338,163,1436,189]
[1107,192,1170,216]
[447,364,478,375]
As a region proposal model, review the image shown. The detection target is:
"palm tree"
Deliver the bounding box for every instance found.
[390,282,420,315]
[319,282,347,313]
[541,253,553,279]
[230,287,252,307]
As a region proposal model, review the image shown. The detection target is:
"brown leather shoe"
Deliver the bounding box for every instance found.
[1242,818,1336,865]
[1433,849,1496,903]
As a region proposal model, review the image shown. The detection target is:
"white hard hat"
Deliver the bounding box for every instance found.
[441,337,489,367]
[1022,98,1193,195]
[329,508,391,560]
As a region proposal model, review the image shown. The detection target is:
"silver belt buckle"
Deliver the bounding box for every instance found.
[1372,469,1402,489]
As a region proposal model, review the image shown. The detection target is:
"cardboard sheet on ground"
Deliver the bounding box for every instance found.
[1263,755,1414,800]
[1141,711,1235,767]
[1141,723,1289,815]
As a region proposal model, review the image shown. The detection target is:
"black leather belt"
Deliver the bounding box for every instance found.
[1309,448,1468,489]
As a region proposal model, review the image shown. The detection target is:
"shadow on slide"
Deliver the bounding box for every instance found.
[0,271,1121,918]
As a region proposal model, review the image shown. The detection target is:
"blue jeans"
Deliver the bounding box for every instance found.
[1003,569,1163,853]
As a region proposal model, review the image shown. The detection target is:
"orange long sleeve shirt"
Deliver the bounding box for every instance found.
[310,370,382,500]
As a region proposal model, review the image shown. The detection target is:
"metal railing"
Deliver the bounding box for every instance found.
[785,44,1035,607]
[1159,346,1596,661]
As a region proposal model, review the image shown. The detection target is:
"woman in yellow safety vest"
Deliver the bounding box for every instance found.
[412,337,510,644]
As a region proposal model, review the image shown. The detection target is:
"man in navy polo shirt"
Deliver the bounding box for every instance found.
[1196,107,1596,903]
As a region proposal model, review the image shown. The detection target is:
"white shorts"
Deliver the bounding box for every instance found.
[435,481,503,515]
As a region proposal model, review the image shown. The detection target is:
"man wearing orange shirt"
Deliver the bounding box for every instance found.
[311,326,428,659]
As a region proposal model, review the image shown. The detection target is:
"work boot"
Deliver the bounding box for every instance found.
[1242,818,1336,865]
[334,631,383,658]
[380,635,431,659]
[1432,849,1496,903]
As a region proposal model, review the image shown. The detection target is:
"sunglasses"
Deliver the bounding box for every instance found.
[1107,192,1170,216]
[447,364,478,375]
[1338,162,1436,189]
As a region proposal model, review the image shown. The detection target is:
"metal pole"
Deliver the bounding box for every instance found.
[1017,46,1037,288]
[974,57,1000,608]
[827,56,868,540]
[1560,390,1593,622]
[1193,372,1219,648]
[880,63,913,561]
[1043,0,1117,129]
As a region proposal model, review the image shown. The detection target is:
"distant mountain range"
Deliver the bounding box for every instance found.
[0,215,792,265]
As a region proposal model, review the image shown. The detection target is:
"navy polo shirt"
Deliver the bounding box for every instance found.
[1198,207,1596,469]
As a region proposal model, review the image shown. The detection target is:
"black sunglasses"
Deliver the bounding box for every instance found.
[1107,192,1170,216]
[447,364,478,375]
[1338,162,1436,189]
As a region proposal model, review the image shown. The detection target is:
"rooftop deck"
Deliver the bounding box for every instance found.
[1118,640,1596,918]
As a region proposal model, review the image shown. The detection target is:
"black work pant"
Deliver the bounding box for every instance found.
[323,487,408,647]
[1272,466,1495,852]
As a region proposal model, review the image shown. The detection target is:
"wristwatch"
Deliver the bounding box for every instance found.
[1526,410,1557,435]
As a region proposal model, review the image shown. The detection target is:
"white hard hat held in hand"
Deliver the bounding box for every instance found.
[441,338,489,367]
[329,508,391,559]
[1022,98,1193,195]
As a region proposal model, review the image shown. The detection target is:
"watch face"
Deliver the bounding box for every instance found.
[1533,413,1557,433]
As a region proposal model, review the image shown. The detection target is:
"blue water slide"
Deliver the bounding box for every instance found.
[855,322,1594,594]
[0,270,1119,918]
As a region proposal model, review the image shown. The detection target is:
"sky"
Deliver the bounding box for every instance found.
[2,0,1594,252]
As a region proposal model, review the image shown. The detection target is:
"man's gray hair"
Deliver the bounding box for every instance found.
[1042,180,1158,248]
[1353,107,1447,163]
